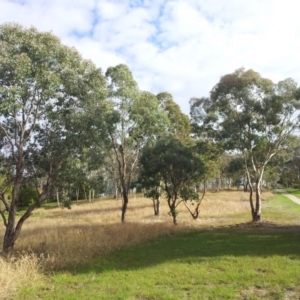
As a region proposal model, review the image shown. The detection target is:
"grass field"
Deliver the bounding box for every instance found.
[1,189,300,299]
[285,188,300,199]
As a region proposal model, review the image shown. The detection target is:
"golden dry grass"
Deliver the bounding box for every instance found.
[0,254,42,300]
[0,189,274,272]
[0,189,275,298]
[0,191,272,293]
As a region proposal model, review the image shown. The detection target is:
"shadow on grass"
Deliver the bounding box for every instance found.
[73,224,300,274]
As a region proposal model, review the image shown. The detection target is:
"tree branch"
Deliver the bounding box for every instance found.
[0,209,8,227]
[1,192,10,212]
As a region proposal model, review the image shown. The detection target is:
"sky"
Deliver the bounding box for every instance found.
[1,0,300,114]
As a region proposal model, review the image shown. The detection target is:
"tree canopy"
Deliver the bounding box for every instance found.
[139,137,205,225]
[190,68,300,221]
[105,64,169,222]
[0,23,108,254]
[2,23,300,257]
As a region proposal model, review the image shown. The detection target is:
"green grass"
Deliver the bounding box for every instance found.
[14,200,73,218]
[18,192,300,300]
[264,190,300,224]
[285,188,300,199]
[20,227,300,300]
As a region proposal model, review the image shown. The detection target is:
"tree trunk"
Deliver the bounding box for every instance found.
[248,173,263,222]
[253,180,262,222]
[83,185,87,200]
[252,210,261,222]
[3,230,16,256]
[153,198,160,216]
[114,186,118,199]
[168,200,177,226]
[245,166,256,222]
[118,152,128,222]
[3,181,51,254]
[172,212,177,225]
[243,172,248,191]
[2,144,51,255]
[75,188,79,202]
[183,182,206,220]
[3,210,28,255]
[56,189,60,207]
[183,200,200,219]
[216,177,220,192]
[3,164,23,255]
[121,188,128,222]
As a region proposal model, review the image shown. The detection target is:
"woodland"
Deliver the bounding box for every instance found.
[1,22,300,259]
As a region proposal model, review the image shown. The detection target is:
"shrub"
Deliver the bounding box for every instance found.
[19,187,38,207]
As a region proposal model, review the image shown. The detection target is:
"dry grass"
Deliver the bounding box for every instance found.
[0,190,273,272]
[0,254,42,300]
[0,189,278,298]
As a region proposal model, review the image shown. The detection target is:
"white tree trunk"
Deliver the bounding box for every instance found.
[56,189,60,207]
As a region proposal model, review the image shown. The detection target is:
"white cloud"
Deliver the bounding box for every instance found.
[0,0,95,37]
[1,0,300,114]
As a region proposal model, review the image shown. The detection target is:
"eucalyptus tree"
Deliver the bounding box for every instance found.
[286,137,300,187]
[139,137,205,225]
[105,64,169,222]
[0,23,108,254]
[156,92,191,139]
[274,136,300,188]
[226,156,247,189]
[140,92,191,215]
[0,154,12,214]
[50,151,104,205]
[190,68,300,222]
[182,140,220,218]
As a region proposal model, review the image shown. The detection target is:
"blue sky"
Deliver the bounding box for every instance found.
[1,0,300,114]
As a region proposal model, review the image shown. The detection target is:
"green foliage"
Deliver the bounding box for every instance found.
[140,138,205,192]
[227,157,244,174]
[0,23,109,253]
[194,140,222,181]
[19,187,38,207]
[140,137,206,224]
[179,186,199,202]
[144,188,160,201]
[106,64,138,98]
[60,194,72,210]
[190,68,300,220]
[157,92,190,139]
[0,22,108,185]
[105,64,170,221]
[191,68,300,155]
